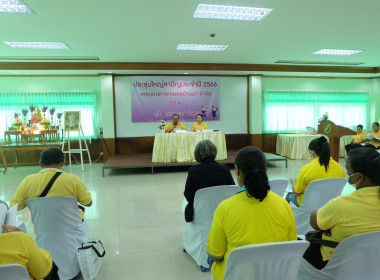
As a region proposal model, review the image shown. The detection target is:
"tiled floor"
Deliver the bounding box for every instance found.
[0,158,354,280]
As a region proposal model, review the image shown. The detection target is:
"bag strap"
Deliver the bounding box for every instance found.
[78,241,106,258]
[39,172,62,197]
[308,236,339,248]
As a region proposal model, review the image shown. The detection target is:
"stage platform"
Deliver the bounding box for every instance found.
[102,150,287,177]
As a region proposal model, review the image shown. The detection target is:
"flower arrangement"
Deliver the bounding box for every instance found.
[40,118,51,128]
[42,106,48,115]
[21,108,28,117]
[12,118,24,128]
[14,113,20,119]
[31,115,42,123]
[158,119,166,130]
[49,107,56,116]
[57,112,63,119]
[318,112,329,124]
[29,105,36,114]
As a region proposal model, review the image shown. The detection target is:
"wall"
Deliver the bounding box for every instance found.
[114,76,248,137]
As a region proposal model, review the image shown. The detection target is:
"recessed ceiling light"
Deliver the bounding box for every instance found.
[193,4,273,21]
[4,41,70,49]
[0,0,32,14]
[177,44,228,52]
[184,73,188,74]
[312,49,362,56]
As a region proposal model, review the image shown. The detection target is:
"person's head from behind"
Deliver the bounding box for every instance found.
[40,147,64,168]
[356,124,364,134]
[196,114,203,124]
[346,148,380,190]
[235,146,269,202]
[172,114,180,125]
[194,140,217,163]
[372,122,380,133]
[308,136,330,172]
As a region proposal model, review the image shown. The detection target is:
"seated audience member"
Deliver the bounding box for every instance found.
[11,147,92,220]
[165,114,187,132]
[286,137,345,207]
[366,122,380,149]
[184,140,235,222]
[206,146,297,280]
[303,147,380,269]
[191,114,209,132]
[0,225,58,280]
[344,124,367,153]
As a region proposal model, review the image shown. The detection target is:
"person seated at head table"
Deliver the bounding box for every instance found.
[366,122,380,149]
[165,114,187,133]
[191,114,209,132]
[11,147,92,220]
[206,146,297,280]
[345,124,367,153]
[0,225,59,280]
[302,148,380,269]
[183,140,235,222]
[286,136,346,207]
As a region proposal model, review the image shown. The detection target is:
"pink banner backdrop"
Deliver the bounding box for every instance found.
[131,76,220,122]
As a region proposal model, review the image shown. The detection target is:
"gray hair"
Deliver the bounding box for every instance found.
[194,140,217,162]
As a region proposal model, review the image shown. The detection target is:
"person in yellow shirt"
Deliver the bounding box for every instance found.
[344,124,367,153]
[303,147,380,269]
[286,136,346,206]
[206,146,297,280]
[165,114,187,132]
[11,147,92,220]
[367,122,380,149]
[191,114,209,132]
[0,226,57,280]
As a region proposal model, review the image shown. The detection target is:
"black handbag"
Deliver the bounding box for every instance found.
[305,230,339,248]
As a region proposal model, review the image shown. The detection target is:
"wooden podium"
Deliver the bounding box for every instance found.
[318,120,356,161]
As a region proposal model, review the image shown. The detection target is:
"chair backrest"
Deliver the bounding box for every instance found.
[322,231,380,279]
[224,241,309,280]
[25,196,89,280]
[268,179,289,197]
[193,185,239,223]
[0,264,30,280]
[299,178,347,211]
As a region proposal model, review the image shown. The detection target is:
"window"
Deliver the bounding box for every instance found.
[263,91,369,133]
[0,92,97,140]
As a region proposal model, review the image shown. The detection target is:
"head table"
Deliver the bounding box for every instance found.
[152,131,227,163]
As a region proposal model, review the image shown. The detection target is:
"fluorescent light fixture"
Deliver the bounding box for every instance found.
[312,49,362,56]
[4,41,70,49]
[0,0,32,14]
[194,4,273,21]
[177,44,228,52]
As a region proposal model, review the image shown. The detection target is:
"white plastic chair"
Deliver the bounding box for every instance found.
[223,241,309,280]
[0,264,30,280]
[298,230,380,280]
[183,185,239,271]
[291,178,346,234]
[269,179,289,197]
[25,196,90,280]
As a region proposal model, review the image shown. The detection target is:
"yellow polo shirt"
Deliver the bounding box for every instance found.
[191,122,208,132]
[11,168,92,219]
[369,131,380,148]
[206,190,297,280]
[317,186,380,261]
[0,232,52,280]
[165,122,187,131]
[352,131,367,143]
[294,157,346,206]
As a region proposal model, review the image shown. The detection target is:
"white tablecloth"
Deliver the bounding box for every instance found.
[276,134,352,160]
[152,131,227,163]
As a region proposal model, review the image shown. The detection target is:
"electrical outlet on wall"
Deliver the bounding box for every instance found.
[99,127,103,138]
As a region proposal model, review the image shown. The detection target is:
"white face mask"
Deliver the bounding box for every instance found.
[346,173,360,185]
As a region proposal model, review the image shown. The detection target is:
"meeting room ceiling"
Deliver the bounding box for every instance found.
[1,0,380,77]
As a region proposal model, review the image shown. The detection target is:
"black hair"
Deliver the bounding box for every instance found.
[172,114,179,119]
[347,148,380,186]
[235,146,270,201]
[308,136,330,172]
[40,147,64,166]
[196,114,203,120]
[373,122,380,127]
[357,124,363,129]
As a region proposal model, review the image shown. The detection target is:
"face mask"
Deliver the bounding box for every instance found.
[346,173,360,185]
